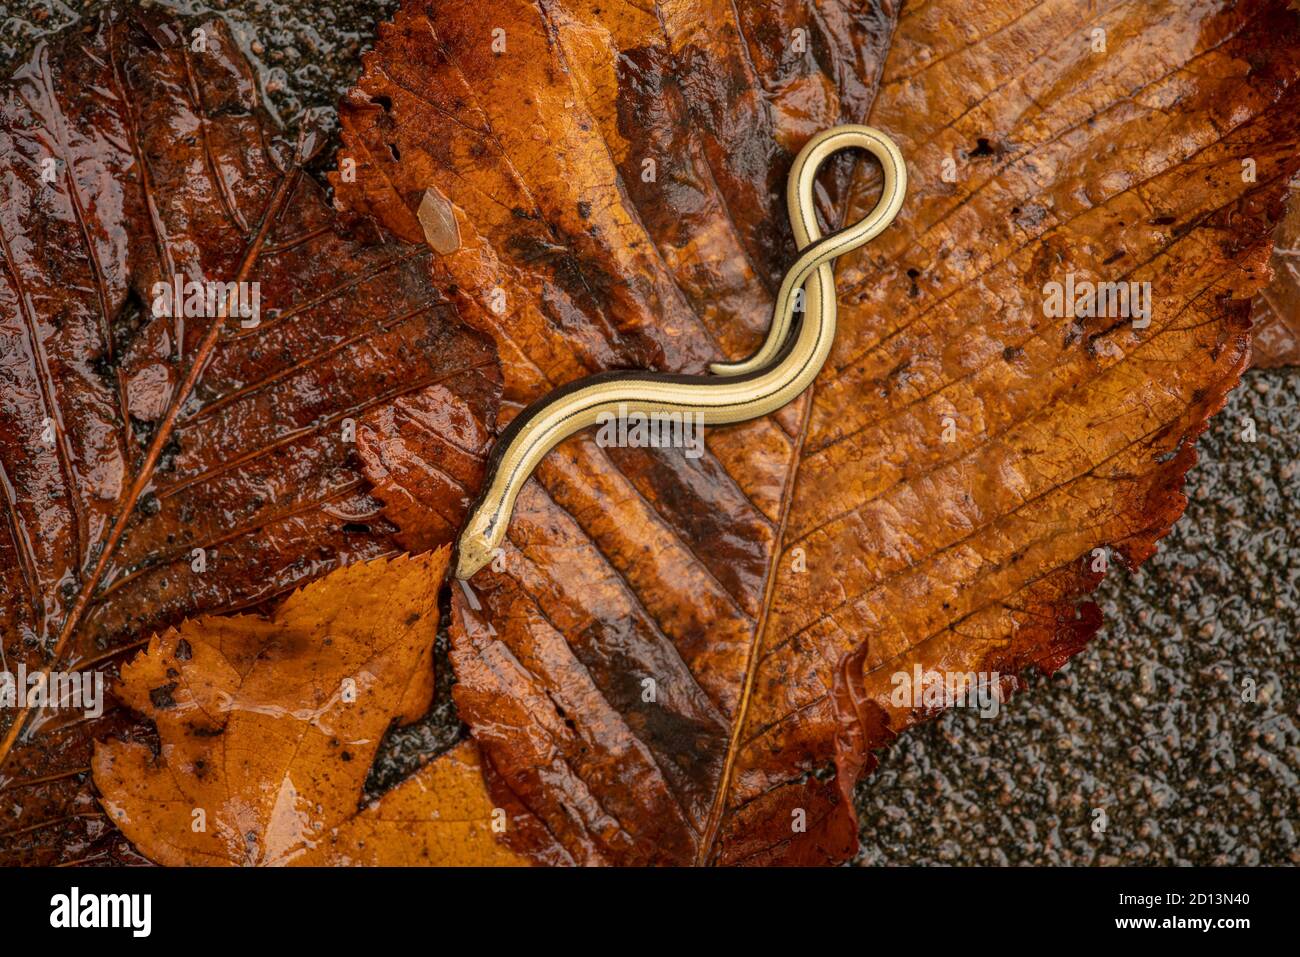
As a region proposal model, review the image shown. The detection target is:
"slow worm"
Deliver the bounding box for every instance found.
[454,124,907,579]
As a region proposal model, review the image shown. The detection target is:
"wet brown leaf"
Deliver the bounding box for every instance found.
[0,4,500,863]
[337,0,1300,864]
[93,549,526,866]
[1252,191,1300,366]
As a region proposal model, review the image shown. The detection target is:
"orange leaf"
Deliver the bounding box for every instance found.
[337,0,1300,865]
[93,550,525,866]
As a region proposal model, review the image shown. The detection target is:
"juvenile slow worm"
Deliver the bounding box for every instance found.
[454,125,907,579]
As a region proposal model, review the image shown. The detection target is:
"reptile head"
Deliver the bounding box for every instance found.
[454,508,498,580]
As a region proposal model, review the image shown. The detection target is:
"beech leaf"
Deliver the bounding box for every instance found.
[0,4,500,864]
[336,0,1300,865]
[92,549,526,866]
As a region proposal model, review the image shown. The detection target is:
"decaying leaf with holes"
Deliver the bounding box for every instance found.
[0,4,500,864]
[337,0,1300,864]
[93,550,527,866]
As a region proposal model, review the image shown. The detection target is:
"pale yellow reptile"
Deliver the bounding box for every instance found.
[455,124,907,579]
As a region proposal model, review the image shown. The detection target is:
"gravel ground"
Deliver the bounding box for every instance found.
[3,0,1294,867]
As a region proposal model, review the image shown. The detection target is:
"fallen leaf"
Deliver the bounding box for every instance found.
[337,0,1300,864]
[92,549,526,866]
[0,4,499,863]
[1251,192,1300,366]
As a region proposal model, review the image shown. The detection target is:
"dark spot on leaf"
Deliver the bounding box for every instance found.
[149,682,178,710]
[156,436,182,474]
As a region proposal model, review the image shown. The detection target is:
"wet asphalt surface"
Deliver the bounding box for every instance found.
[2,0,1294,866]
[855,371,1297,866]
